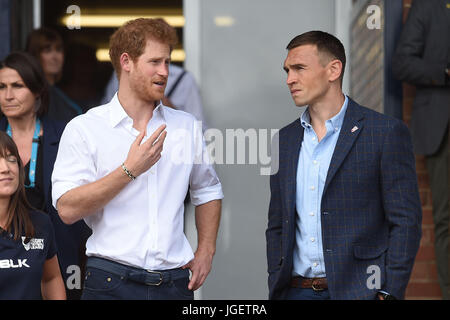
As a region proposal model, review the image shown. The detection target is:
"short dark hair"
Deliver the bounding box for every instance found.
[0,51,49,117]
[287,31,346,84]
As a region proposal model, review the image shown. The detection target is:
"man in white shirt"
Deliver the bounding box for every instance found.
[51,18,223,300]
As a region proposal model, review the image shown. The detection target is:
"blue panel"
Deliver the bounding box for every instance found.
[384,0,404,120]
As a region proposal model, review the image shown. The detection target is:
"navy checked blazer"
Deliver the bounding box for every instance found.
[266,98,422,300]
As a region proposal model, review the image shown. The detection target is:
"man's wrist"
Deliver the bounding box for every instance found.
[378,291,397,300]
[121,163,137,180]
[196,245,216,257]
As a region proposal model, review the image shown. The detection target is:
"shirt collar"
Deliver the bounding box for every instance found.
[153,101,166,121]
[300,108,312,129]
[109,93,166,128]
[300,95,348,131]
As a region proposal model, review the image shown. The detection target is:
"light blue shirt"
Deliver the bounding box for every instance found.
[292,96,348,278]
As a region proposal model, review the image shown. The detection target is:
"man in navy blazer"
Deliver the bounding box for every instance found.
[266,31,422,300]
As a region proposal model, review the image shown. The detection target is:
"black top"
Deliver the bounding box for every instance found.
[0,210,57,300]
[24,136,45,211]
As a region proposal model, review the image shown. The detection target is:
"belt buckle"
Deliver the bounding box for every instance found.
[145,270,163,286]
[311,279,324,292]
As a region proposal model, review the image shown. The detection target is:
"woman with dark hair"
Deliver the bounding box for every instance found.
[0,51,90,300]
[0,131,65,299]
[26,27,82,123]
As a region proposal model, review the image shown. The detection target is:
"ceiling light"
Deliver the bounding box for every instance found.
[95,48,185,62]
[61,15,185,28]
[214,16,235,27]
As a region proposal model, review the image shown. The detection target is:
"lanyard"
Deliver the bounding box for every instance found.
[6,118,41,188]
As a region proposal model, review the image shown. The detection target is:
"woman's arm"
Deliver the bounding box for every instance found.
[41,255,66,300]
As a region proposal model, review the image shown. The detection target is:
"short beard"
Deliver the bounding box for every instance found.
[129,72,163,103]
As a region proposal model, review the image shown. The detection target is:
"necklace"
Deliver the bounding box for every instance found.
[6,118,41,188]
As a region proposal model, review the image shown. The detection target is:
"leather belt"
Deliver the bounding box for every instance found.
[291,276,328,291]
[86,257,188,286]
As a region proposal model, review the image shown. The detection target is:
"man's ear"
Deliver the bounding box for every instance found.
[120,53,132,73]
[327,59,343,83]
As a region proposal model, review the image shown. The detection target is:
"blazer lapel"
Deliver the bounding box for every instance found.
[0,117,7,131]
[323,99,364,196]
[282,120,304,219]
[41,117,59,205]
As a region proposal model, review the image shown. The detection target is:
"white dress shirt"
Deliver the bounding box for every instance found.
[51,94,223,270]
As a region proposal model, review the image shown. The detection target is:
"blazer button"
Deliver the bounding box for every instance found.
[322,211,329,215]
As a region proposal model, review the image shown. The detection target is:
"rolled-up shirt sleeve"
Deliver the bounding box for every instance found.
[51,119,97,209]
[189,120,224,206]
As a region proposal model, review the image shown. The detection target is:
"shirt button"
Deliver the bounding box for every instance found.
[310,186,315,191]
[312,137,316,141]
[309,212,314,216]
[313,160,318,165]
[310,237,315,242]
[313,262,318,267]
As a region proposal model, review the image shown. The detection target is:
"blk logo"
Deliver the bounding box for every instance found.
[0,259,30,268]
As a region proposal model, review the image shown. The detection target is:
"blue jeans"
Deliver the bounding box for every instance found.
[286,287,331,300]
[81,258,193,300]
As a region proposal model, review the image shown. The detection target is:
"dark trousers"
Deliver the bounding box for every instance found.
[81,257,193,300]
[286,287,331,300]
[425,129,450,300]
